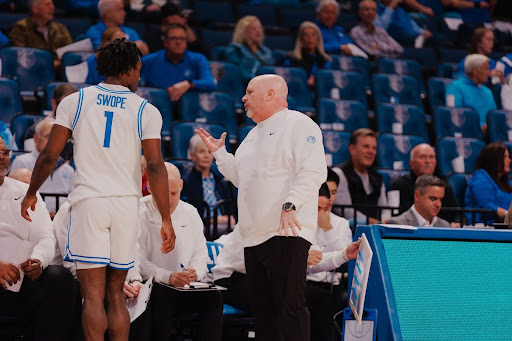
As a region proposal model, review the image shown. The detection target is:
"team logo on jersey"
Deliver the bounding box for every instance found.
[335,101,352,120]
[389,75,404,93]
[338,57,354,71]
[393,60,407,75]
[17,49,36,70]
[274,68,291,83]
[393,105,409,124]
[307,135,316,145]
[199,93,217,112]
[324,132,343,153]
[455,139,472,159]
[333,71,348,89]
[449,108,466,128]
[393,135,412,155]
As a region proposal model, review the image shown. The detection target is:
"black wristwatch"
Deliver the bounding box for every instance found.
[282,202,296,212]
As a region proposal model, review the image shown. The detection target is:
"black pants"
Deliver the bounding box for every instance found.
[0,265,78,341]
[306,281,345,341]
[244,236,311,341]
[215,271,251,313]
[150,282,223,341]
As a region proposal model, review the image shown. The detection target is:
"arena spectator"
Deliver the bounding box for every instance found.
[332,128,388,224]
[390,144,460,226]
[442,0,494,25]
[387,175,451,227]
[446,54,497,127]
[9,0,73,70]
[85,27,126,85]
[350,0,404,58]
[315,0,355,55]
[284,21,332,89]
[225,16,273,84]
[138,163,223,340]
[464,142,512,224]
[141,23,215,102]
[87,0,149,54]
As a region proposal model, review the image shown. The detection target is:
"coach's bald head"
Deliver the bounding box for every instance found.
[242,74,289,123]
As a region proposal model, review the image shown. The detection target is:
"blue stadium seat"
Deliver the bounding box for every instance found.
[236,4,278,27]
[201,29,233,52]
[271,49,288,65]
[43,82,90,111]
[322,130,351,167]
[0,13,25,33]
[436,137,485,176]
[376,169,410,191]
[439,48,467,63]
[372,74,422,107]
[66,0,99,16]
[209,61,244,109]
[238,125,254,143]
[376,103,428,140]
[377,58,425,96]
[136,87,174,138]
[377,133,427,170]
[330,55,370,92]
[179,91,238,143]
[168,159,195,178]
[263,34,295,51]
[209,46,227,61]
[61,51,94,81]
[278,7,315,29]
[0,77,22,124]
[123,22,146,41]
[10,114,43,149]
[194,1,235,26]
[433,106,483,140]
[317,99,368,132]
[437,62,457,78]
[0,47,55,93]
[171,122,229,159]
[446,173,472,208]
[337,13,359,32]
[257,66,314,112]
[428,77,453,112]
[55,17,92,40]
[403,47,437,69]
[487,110,512,142]
[315,70,367,107]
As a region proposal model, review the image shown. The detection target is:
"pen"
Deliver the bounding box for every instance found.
[180,263,186,271]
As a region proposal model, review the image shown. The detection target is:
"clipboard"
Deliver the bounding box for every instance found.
[158,281,227,292]
[126,277,153,323]
[349,233,373,324]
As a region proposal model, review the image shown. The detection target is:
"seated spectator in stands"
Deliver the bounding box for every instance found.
[182,134,235,227]
[446,54,497,128]
[440,0,493,25]
[0,137,77,340]
[0,121,17,151]
[391,144,460,226]
[141,24,216,102]
[11,118,75,212]
[387,175,451,227]
[315,0,355,55]
[375,0,432,46]
[350,0,404,58]
[454,28,503,82]
[87,0,149,55]
[145,1,200,53]
[8,168,31,184]
[464,142,512,225]
[9,0,73,70]
[284,21,332,89]
[85,27,126,85]
[332,128,388,224]
[138,163,223,340]
[225,16,273,84]
[501,74,512,111]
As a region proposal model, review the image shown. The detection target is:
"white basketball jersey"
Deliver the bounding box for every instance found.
[55,83,162,205]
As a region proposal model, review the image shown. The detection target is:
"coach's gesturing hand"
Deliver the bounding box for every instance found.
[195,128,227,153]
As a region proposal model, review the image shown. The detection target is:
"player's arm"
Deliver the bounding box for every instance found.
[21,125,71,221]
[142,139,175,253]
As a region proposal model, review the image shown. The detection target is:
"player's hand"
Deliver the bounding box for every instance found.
[307,249,323,266]
[21,192,37,222]
[344,238,362,260]
[20,259,42,280]
[0,261,20,290]
[124,280,143,300]
[169,272,191,287]
[278,210,302,237]
[167,81,192,102]
[161,220,176,254]
[194,128,227,153]
[184,267,197,282]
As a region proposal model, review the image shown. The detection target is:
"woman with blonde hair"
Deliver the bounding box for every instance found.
[225,16,273,83]
[284,21,332,88]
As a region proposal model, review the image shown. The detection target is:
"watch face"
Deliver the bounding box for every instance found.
[283,202,294,211]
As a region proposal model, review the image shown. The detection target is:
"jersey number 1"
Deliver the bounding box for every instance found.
[103,111,113,148]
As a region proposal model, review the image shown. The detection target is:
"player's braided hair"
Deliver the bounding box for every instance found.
[96,38,142,78]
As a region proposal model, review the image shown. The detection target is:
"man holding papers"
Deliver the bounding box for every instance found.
[138,162,223,340]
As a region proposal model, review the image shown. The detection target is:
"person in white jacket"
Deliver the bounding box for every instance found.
[138,162,223,341]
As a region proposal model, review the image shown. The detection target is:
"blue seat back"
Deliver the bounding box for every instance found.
[169,159,195,178]
[330,55,370,91]
[376,103,428,140]
[487,110,512,142]
[237,4,278,26]
[439,48,467,63]
[377,133,427,170]
[278,7,315,29]
[322,130,351,167]
[0,47,55,92]
[436,137,485,176]
[316,70,367,107]
[271,49,288,65]
[238,125,254,143]
[10,114,44,148]
[0,77,22,124]
[262,34,295,52]
[428,77,452,111]
[201,29,233,52]
[55,17,92,40]
[171,122,229,159]
[317,99,368,132]
[403,47,438,69]
[195,1,235,25]
[433,106,483,140]
[209,46,227,61]
[136,87,173,137]
[61,51,94,81]
[209,61,244,107]
[446,173,471,208]
[44,82,89,110]
[437,62,457,78]
[376,169,410,191]
[377,58,425,95]
[372,74,422,106]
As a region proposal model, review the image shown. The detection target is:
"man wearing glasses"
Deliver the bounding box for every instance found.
[140,23,216,102]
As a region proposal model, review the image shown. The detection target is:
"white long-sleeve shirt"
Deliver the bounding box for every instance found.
[0,177,55,268]
[138,196,209,284]
[213,109,327,247]
[212,226,245,281]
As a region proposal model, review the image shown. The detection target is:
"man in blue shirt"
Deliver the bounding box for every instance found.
[141,23,216,102]
[446,54,496,128]
[86,0,149,55]
[315,0,354,55]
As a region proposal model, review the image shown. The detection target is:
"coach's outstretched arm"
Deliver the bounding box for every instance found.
[142,139,176,253]
[21,125,71,221]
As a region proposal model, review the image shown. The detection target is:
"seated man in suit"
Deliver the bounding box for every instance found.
[387,174,451,227]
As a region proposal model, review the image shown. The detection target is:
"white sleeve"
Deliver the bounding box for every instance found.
[285,119,327,209]
[130,0,144,11]
[213,146,239,187]
[54,92,78,130]
[141,102,163,141]
[308,250,348,274]
[333,168,352,206]
[137,216,172,284]
[30,193,56,268]
[378,183,388,206]
[502,79,512,111]
[126,229,142,283]
[187,210,209,281]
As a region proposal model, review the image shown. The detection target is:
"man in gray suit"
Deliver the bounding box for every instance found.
[387,175,451,227]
